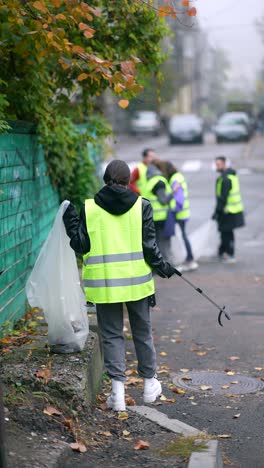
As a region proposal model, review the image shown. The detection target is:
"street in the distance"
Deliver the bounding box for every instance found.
[113,134,264,468]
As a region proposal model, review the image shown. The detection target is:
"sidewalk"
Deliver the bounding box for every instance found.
[1,310,222,468]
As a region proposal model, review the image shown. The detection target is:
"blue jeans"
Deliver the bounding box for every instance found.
[177,219,194,262]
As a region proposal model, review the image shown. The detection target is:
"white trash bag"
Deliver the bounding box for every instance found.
[189,220,219,261]
[170,224,187,265]
[26,200,89,353]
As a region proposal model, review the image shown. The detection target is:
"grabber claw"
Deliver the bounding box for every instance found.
[218,305,231,327]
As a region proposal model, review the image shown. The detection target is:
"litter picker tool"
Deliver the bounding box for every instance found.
[173,269,231,327]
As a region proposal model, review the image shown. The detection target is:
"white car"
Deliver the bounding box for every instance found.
[168,114,204,144]
[214,112,250,143]
[130,111,161,136]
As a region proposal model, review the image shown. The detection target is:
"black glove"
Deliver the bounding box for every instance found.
[157,262,175,279]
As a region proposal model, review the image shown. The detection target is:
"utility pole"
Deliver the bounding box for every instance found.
[0,381,6,468]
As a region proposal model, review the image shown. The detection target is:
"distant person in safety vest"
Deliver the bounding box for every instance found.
[212,156,245,264]
[129,148,155,194]
[163,161,198,272]
[63,160,175,411]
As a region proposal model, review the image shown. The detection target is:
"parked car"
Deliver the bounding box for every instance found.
[130,111,161,136]
[168,114,204,144]
[214,112,250,143]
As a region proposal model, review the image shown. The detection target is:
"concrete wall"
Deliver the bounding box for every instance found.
[0,125,59,327]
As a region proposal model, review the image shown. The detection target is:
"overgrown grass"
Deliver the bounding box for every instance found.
[159,435,212,460]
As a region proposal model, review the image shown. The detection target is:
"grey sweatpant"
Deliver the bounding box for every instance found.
[96,297,156,382]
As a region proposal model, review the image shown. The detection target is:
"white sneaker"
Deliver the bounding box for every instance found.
[177,261,199,273]
[222,256,237,264]
[106,380,126,411]
[143,377,162,403]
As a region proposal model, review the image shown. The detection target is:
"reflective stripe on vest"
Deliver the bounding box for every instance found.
[169,172,190,220]
[83,272,153,288]
[216,174,244,214]
[135,163,148,195]
[144,175,171,222]
[82,197,155,304]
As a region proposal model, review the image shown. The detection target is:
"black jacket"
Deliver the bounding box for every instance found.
[214,168,245,232]
[63,185,174,279]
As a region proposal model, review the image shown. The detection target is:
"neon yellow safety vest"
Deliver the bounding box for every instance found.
[144,175,171,222]
[169,172,190,220]
[216,174,244,214]
[82,197,155,304]
[135,162,148,195]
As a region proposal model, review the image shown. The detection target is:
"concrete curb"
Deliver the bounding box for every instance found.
[188,440,223,468]
[129,405,202,436]
[129,406,223,468]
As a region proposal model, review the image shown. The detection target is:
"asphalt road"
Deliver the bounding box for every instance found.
[114,133,264,467]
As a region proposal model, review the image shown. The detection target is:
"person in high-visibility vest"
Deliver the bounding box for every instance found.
[212,156,245,263]
[129,148,155,194]
[143,160,174,262]
[63,160,175,411]
[162,161,198,272]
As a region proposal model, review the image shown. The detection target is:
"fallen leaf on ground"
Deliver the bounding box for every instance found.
[96,395,106,403]
[221,385,230,390]
[70,442,87,453]
[218,434,232,439]
[231,381,239,385]
[43,406,62,416]
[35,368,51,383]
[160,394,167,401]
[133,440,150,450]
[166,398,176,403]
[172,387,186,395]
[159,351,167,356]
[118,411,128,420]
[229,356,240,361]
[225,406,232,409]
[95,403,108,411]
[170,339,176,343]
[254,367,263,371]
[181,376,192,381]
[180,368,189,372]
[63,418,74,429]
[99,431,112,437]
[200,385,212,391]
[0,338,12,344]
[196,351,207,356]
[122,430,130,437]
[226,394,240,398]
[174,329,182,333]
[125,396,136,406]
[191,402,198,405]
[233,414,240,419]
[126,377,142,386]
[157,369,168,374]
[125,369,138,376]
[226,371,235,376]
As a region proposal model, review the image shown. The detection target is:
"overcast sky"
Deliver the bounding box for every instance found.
[197,0,264,89]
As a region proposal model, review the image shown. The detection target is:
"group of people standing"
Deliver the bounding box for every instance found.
[130,148,198,272]
[63,149,245,412]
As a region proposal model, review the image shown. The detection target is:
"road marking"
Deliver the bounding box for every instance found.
[181,160,202,172]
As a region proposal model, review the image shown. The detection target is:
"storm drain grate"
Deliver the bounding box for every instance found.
[173,371,264,395]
